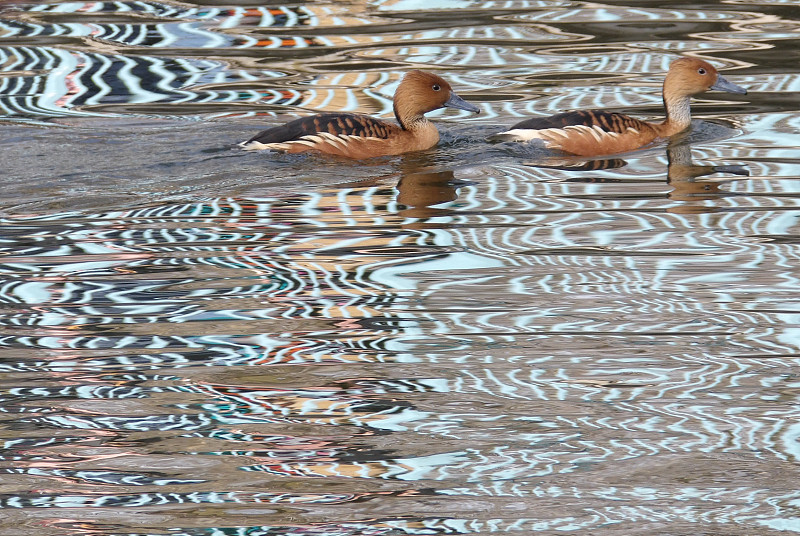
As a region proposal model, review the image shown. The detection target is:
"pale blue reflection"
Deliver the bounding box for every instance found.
[1,0,799,533]
[370,251,506,290]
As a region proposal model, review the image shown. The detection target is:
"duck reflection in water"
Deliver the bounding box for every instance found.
[665,141,749,214]
[522,139,751,214]
[396,168,461,221]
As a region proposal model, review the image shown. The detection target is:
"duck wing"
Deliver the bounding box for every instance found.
[490,110,658,156]
[242,113,397,148]
[509,110,646,134]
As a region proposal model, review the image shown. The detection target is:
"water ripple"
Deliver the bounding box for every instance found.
[2,0,800,534]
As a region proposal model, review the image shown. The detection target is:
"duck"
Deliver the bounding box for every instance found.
[488,57,747,157]
[240,70,480,158]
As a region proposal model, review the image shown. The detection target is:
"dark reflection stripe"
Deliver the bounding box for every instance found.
[0,45,285,118]
[0,490,361,508]
[25,2,321,28]
[2,468,205,486]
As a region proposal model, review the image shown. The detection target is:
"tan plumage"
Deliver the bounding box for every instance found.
[489,58,747,157]
[240,70,480,159]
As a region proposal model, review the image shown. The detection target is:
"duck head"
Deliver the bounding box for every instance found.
[664,57,747,98]
[393,70,480,127]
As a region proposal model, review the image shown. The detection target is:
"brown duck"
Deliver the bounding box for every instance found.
[489,58,747,157]
[240,70,480,159]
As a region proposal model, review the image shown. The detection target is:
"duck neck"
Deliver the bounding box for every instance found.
[392,100,439,150]
[658,83,693,137]
[393,100,428,131]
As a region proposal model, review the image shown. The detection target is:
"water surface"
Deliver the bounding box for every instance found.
[1,1,799,535]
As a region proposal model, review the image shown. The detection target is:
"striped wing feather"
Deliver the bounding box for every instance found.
[244,113,397,145]
[494,110,660,156]
[509,110,643,133]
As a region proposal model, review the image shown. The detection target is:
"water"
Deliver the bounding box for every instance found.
[1,1,799,535]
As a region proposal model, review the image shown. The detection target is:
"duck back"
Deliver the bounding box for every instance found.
[243,113,397,146]
[490,110,659,156]
[509,110,644,132]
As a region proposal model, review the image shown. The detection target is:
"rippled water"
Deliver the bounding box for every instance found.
[1,1,800,535]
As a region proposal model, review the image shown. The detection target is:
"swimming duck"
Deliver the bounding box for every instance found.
[240,70,480,158]
[488,58,747,157]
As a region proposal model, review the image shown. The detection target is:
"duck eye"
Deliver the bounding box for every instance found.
[698,68,707,75]
[432,84,441,91]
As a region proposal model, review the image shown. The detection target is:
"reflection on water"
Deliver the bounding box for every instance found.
[2,0,800,535]
[666,138,750,211]
[2,147,799,534]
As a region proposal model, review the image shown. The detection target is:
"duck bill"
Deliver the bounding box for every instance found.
[444,91,481,114]
[711,75,747,95]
